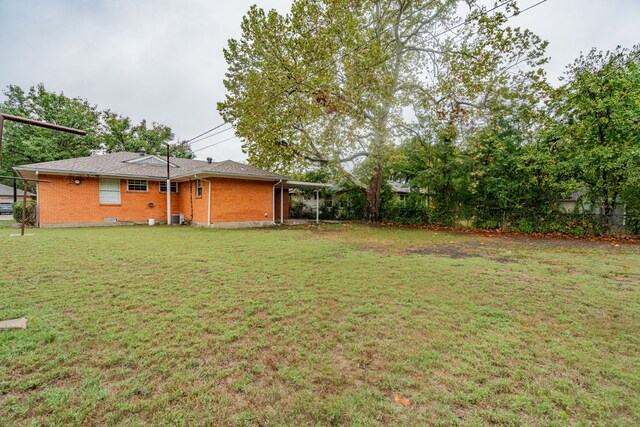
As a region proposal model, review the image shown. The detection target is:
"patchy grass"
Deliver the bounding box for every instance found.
[0,218,16,229]
[0,224,638,426]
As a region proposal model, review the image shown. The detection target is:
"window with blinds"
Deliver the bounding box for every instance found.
[99,178,121,204]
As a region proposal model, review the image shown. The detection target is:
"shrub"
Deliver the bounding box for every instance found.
[12,200,36,226]
[382,192,431,225]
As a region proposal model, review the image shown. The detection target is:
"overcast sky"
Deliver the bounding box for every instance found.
[1,0,638,162]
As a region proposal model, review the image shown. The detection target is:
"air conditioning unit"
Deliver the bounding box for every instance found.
[171,213,184,225]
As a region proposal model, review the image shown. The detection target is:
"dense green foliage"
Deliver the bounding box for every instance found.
[11,200,36,226]
[0,84,192,186]
[383,45,640,235]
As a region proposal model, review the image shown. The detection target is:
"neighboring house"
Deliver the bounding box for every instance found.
[558,189,625,225]
[14,151,293,228]
[389,181,428,201]
[0,183,35,213]
[288,181,340,213]
[288,180,427,219]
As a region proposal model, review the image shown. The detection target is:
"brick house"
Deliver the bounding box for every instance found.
[14,151,290,228]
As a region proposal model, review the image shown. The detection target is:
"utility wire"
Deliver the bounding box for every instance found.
[182,122,228,144]
[192,135,239,153]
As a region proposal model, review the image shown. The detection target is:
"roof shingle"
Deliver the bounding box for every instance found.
[14,152,288,181]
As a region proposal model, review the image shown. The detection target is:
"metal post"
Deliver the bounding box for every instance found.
[166,144,171,225]
[0,113,86,161]
[21,182,27,236]
[35,171,39,228]
[0,116,3,159]
[13,180,17,203]
[280,183,284,224]
[316,190,319,224]
[207,179,212,227]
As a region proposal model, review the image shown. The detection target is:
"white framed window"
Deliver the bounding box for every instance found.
[99,178,121,204]
[159,181,178,193]
[196,179,203,197]
[398,193,409,201]
[127,179,148,192]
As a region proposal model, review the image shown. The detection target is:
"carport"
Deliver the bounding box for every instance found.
[273,180,335,224]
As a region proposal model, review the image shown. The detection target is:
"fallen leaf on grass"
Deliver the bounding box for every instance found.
[394,395,410,406]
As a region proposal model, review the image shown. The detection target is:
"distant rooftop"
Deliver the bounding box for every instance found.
[0,183,35,197]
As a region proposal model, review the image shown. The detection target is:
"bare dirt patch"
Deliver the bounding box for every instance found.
[406,241,515,263]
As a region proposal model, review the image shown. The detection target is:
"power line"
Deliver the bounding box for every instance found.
[192,135,239,153]
[187,125,234,145]
[182,122,228,144]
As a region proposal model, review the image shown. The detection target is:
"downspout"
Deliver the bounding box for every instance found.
[272,180,282,224]
[35,170,39,228]
[166,143,171,225]
[280,182,284,224]
[206,179,212,227]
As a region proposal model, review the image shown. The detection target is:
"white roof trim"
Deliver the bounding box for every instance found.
[125,155,178,167]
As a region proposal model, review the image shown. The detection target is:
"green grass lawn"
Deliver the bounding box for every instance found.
[1,224,639,426]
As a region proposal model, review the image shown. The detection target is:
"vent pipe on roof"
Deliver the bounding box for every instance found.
[138,148,146,156]
[206,157,213,164]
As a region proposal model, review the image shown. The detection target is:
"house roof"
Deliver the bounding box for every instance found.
[559,190,587,202]
[389,181,427,194]
[14,152,288,182]
[0,183,35,197]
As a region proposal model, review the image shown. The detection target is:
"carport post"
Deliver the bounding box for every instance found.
[21,183,27,236]
[316,190,319,224]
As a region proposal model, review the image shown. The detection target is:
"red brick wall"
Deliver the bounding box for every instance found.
[38,175,178,225]
[211,178,278,223]
[177,179,209,223]
[37,174,286,226]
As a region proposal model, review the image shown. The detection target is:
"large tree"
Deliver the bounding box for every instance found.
[219,0,548,220]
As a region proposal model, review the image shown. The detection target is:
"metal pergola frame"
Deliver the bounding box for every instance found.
[0,112,86,235]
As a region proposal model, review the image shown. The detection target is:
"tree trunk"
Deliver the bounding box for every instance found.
[364,161,383,222]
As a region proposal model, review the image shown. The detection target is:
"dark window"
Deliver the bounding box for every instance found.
[159,181,178,193]
[196,179,203,197]
[127,179,148,192]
